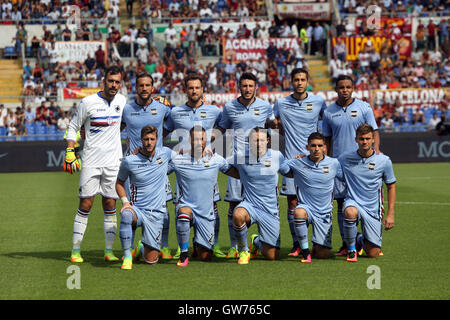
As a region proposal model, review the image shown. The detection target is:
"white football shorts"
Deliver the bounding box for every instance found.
[78,166,120,199]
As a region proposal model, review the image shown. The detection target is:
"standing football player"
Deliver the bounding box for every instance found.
[273,68,327,257]
[65,66,127,263]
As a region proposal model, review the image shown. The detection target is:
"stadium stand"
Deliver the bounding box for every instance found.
[0,0,449,141]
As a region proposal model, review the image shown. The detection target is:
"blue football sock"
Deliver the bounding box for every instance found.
[214,203,220,245]
[119,209,134,258]
[228,208,238,248]
[253,235,264,254]
[161,207,170,248]
[288,209,299,248]
[337,199,345,245]
[177,213,191,253]
[344,217,358,251]
[294,217,309,250]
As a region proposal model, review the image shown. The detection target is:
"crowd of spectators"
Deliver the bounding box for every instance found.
[338,0,450,17]
[0,0,119,25]
[329,13,450,130]
[0,100,77,139]
[140,0,267,23]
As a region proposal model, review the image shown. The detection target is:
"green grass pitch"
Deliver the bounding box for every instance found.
[0,162,449,300]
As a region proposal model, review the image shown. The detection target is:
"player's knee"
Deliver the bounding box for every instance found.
[120,209,134,224]
[314,245,331,259]
[198,247,212,261]
[365,243,381,258]
[294,208,308,219]
[232,208,248,225]
[344,206,358,219]
[177,207,193,220]
[79,197,94,212]
[264,246,280,261]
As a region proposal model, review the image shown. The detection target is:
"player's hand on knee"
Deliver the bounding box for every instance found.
[64,148,81,174]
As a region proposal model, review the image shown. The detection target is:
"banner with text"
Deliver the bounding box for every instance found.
[371,88,450,111]
[355,17,412,35]
[45,41,107,64]
[222,38,299,63]
[275,2,331,20]
[331,36,412,60]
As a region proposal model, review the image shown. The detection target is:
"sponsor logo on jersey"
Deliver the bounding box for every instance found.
[131,112,140,116]
[332,114,341,118]
[96,109,106,112]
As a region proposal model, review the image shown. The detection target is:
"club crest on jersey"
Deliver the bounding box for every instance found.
[151,108,157,115]
[322,166,330,173]
[156,157,163,164]
[350,110,358,117]
[203,161,210,167]
[368,162,376,170]
[107,117,114,125]
[254,108,260,115]
[264,160,271,167]
[306,104,313,111]
[200,111,207,118]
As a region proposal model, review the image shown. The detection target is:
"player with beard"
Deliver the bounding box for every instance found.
[164,74,226,259]
[66,66,127,263]
[216,72,275,259]
[121,73,174,259]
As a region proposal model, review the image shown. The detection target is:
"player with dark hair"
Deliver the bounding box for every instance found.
[283,132,343,262]
[273,67,327,257]
[164,74,226,259]
[66,65,126,263]
[322,74,381,256]
[216,72,275,259]
[231,127,291,264]
[116,125,174,270]
[169,126,239,267]
[338,124,396,262]
[120,72,174,259]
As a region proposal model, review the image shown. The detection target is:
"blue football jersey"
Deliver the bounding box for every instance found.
[233,149,290,215]
[117,146,173,210]
[273,93,327,157]
[168,153,231,220]
[121,100,171,153]
[219,97,274,155]
[287,156,343,214]
[322,98,378,157]
[338,150,396,219]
